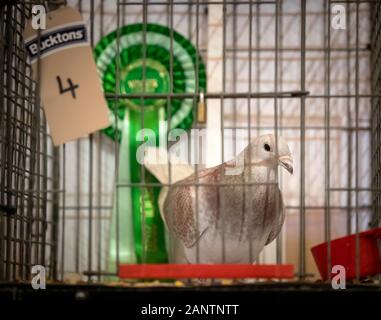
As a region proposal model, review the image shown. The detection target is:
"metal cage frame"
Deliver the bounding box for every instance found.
[0,0,380,285]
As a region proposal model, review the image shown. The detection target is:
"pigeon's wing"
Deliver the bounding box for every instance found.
[265,188,285,245]
[163,165,223,249]
[163,183,202,248]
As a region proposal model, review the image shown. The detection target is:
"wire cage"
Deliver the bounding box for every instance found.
[0,2,58,282]
[0,0,381,290]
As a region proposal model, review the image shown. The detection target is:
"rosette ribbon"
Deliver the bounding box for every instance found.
[94,23,206,270]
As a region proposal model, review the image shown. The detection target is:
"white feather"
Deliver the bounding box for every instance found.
[143,147,194,184]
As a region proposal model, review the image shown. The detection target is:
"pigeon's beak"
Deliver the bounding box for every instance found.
[279,155,293,174]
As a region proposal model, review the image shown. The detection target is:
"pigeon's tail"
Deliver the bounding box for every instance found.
[143,147,194,184]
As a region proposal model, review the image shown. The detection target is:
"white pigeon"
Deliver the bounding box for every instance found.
[143,134,293,264]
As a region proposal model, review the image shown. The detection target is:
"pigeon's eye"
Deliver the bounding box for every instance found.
[264,143,271,152]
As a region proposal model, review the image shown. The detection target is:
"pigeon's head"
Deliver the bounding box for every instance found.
[246,134,293,174]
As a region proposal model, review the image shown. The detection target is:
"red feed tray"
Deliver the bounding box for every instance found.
[311,227,381,280]
[119,264,294,279]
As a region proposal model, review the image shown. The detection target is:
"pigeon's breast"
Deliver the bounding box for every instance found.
[164,164,283,263]
[216,183,280,241]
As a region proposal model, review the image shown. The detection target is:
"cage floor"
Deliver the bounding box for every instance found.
[1,281,381,299]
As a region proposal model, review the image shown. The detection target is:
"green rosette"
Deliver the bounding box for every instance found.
[94,23,206,269]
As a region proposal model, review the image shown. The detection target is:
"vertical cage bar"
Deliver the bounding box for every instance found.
[166,0,173,264]
[346,2,352,236]
[248,0,253,263]
[371,0,381,230]
[255,0,261,138]
[355,0,360,282]
[97,0,105,283]
[324,0,332,281]
[51,148,60,281]
[75,0,83,275]
[194,0,200,264]
[276,0,283,265]
[87,0,95,282]
[141,0,148,264]
[299,0,306,279]
[114,0,121,274]
[220,0,227,264]
[0,3,7,280]
[41,115,48,272]
[33,16,42,272]
[75,139,81,273]
[60,146,66,280]
[274,0,281,268]
[232,2,237,157]
[17,3,30,280]
[4,5,15,281]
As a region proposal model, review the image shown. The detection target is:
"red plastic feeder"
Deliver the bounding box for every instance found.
[119,264,294,279]
[311,227,381,280]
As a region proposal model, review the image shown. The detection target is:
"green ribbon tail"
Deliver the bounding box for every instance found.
[108,112,137,278]
[108,107,168,276]
[129,107,168,263]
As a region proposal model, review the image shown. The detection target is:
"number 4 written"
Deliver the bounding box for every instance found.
[56,76,79,99]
